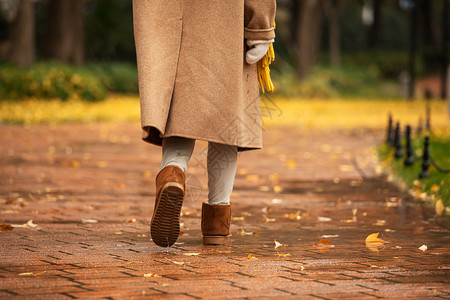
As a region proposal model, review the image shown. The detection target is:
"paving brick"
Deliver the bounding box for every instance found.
[1,123,449,298]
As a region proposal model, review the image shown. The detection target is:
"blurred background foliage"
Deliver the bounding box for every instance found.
[0,0,448,101]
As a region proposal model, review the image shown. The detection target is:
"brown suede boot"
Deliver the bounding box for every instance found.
[150,165,185,247]
[201,202,231,245]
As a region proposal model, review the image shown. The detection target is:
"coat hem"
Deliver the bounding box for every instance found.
[142,126,262,152]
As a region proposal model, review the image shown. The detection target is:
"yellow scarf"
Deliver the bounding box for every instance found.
[257,23,275,94]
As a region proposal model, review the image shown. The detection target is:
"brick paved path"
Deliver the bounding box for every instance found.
[0,123,449,299]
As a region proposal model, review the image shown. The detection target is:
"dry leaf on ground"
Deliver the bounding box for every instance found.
[248,253,258,260]
[317,216,332,222]
[0,224,14,231]
[276,252,291,257]
[274,239,287,249]
[365,232,385,252]
[183,253,200,256]
[263,215,276,222]
[143,273,159,277]
[314,239,334,251]
[419,245,428,252]
[435,199,444,216]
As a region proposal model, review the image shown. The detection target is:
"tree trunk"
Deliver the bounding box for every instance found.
[324,0,347,66]
[9,0,34,67]
[295,0,324,79]
[45,0,85,65]
[367,0,382,49]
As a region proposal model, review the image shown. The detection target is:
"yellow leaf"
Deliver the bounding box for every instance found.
[114,231,122,235]
[19,272,33,276]
[70,160,80,168]
[172,261,185,265]
[286,160,296,169]
[232,216,245,221]
[435,199,444,216]
[143,273,159,277]
[245,174,259,181]
[276,252,291,257]
[339,165,353,172]
[365,232,385,252]
[273,185,283,193]
[248,253,258,260]
[430,184,440,192]
[263,214,276,222]
[183,253,200,256]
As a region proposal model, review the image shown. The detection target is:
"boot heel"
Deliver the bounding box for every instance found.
[203,235,230,245]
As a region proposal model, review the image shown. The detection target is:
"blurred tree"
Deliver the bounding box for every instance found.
[44,0,85,65]
[323,0,347,65]
[84,0,135,62]
[367,0,382,49]
[3,0,35,67]
[295,0,324,79]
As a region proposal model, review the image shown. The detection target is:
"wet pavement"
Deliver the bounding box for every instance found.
[0,123,449,299]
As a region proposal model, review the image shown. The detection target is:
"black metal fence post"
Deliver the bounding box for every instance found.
[404,125,414,166]
[394,122,403,158]
[419,136,430,178]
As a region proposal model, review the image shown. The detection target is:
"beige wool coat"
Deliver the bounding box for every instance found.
[132,0,276,151]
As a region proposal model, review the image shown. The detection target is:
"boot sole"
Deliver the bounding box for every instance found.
[151,183,184,247]
[203,235,231,245]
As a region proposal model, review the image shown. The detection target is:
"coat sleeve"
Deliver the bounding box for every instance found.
[244,0,276,40]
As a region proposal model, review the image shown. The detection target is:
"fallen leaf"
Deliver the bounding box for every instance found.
[435,199,444,216]
[82,219,98,224]
[365,232,385,252]
[372,220,386,226]
[232,216,245,221]
[419,245,428,252]
[262,206,272,214]
[314,239,334,250]
[23,220,37,228]
[321,234,339,238]
[143,273,159,277]
[172,261,185,265]
[339,165,353,172]
[0,224,14,231]
[114,231,122,235]
[286,160,296,169]
[276,252,291,257]
[183,253,200,256]
[274,240,284,249]
[245,174,259,181]
[273,185,283,193]
[317,216,332,222]
[19,272,33,276]
[258,185,270,192]
[248,253,258,260]
[263,214,276,222]
[430,184,440,192]
[386,197,402,207]
[211,249,233,254]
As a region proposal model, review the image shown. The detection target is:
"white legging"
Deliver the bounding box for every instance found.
[161,137,237,205]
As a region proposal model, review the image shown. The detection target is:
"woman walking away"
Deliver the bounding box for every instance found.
[132,0,276,247]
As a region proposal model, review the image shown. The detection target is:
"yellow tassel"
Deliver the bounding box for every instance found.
[257,25,275,93]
